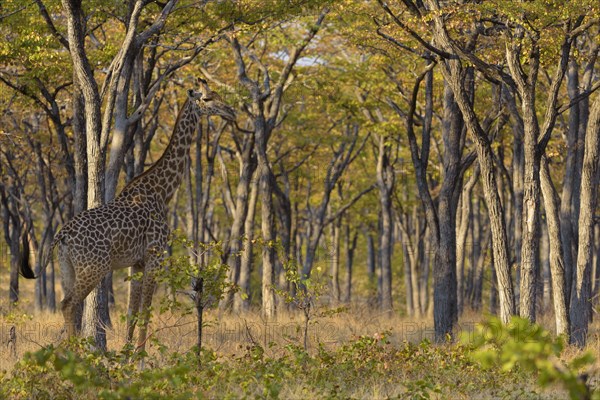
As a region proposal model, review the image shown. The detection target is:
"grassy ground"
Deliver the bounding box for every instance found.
[0,267,598,398]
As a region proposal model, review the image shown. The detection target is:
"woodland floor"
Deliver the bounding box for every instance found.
[0,268,598,399]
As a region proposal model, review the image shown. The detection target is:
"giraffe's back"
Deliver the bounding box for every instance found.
[55,192,167,271]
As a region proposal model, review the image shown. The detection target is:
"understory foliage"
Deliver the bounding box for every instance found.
[1,318,595,399]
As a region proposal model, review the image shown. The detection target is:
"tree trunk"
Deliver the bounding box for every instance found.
[562,60,580,301]
[593,224,600,306]
[540,217,551,313]
[490,256,498,315]
[471,230,489,312]
[72,82,87,216]
[518,94,542,323]
[330,217,341,304]
[366,231,376,282]
[456,167,479,314]
[442,77,515,323]
[420,229,431,316]
[343,223,357,303]
[511,101,525,306]
[376,131,394,313]
[592,221,600,306]
[62,0,108,350]
[402,238,414,317]
[47,258,57,312]
[221,135,256,310]
[570,95,600,346]
[380,194,393,312]
[540,156,570,337]
[433,82,463,339]
[258,158,276,318]
[234,174,259,312]
[9,226,20,305]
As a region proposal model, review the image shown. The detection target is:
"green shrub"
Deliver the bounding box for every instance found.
[462,316,595,400]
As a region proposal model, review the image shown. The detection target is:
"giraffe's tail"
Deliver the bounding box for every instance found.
[20,229,66,280]
[19,232,36,279]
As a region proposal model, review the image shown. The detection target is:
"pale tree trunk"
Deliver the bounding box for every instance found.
[456,167,479,314]
[379,195,393,312]
[259,160,276,319]
[421,228,431,316]
[72,82,87,216]
[508,92,524,306]
[233,173,259,312]
[220,132,255,310]
[593,225,600,305]
[540,216,551,313]
[397,207,424,317]
[402,238,414,317]
[505,42,543,323]
[490,257,498,315]
[412,209,426,316]
[539,156,569,336]
[570,94,600,346]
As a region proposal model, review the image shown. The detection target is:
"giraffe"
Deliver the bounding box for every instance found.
[22,79,235,350]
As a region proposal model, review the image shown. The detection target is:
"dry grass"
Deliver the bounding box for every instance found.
[1,265,599,399]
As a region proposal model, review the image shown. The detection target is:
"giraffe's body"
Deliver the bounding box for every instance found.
[28,82,235,349]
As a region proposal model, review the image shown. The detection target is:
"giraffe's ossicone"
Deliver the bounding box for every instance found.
[22,79,235,350]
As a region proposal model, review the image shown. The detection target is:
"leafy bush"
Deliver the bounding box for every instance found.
[463,316,596,400]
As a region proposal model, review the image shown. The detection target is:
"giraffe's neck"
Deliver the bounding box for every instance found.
[121,98,199,204]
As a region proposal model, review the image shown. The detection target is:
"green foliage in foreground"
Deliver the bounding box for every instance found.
[464,316,596,400]
[2,317,595,399]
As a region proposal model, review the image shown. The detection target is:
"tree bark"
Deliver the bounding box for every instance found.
[570,94,600,346]
[330,216,341,304]
[343,223,357,303]
[402,238,414,317]
[233,172,259,313]
[456,167,479,314]
[259,160,276,319]
[366,231,376,283]
[593,224,600,306]
[221,132,256,310]
[562,60,580,301]
[62,0,107,350]
[540,156,570,336]
[426,12,515,323]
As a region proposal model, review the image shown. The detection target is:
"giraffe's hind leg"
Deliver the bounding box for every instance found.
[136,258,160,353]
[62,263,111,338]
[126,261,144,343]
[58,245,78,336]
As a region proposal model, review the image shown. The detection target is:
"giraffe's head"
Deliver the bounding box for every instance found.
[187,78,236,122]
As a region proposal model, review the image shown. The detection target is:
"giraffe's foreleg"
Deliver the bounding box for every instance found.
[126,262,144,343]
